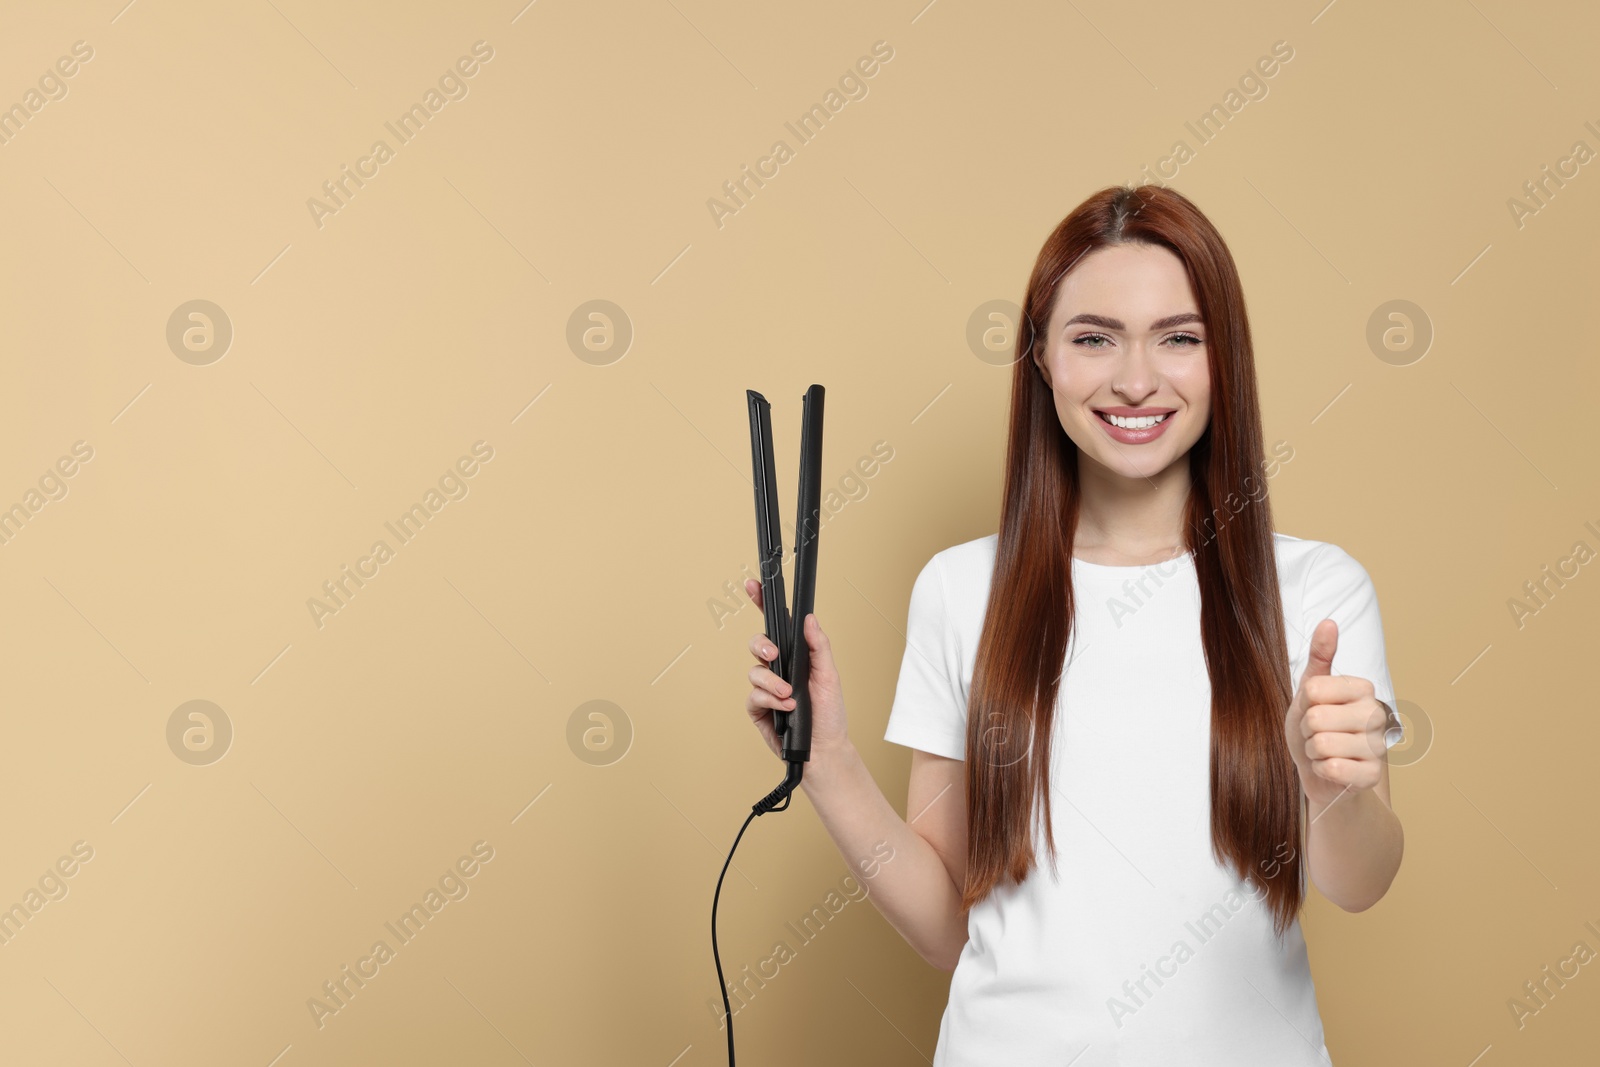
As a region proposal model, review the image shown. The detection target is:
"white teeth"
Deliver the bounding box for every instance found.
[1103,412,1171,429]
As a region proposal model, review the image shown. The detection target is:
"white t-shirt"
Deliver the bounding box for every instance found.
[883,531,1400,1066]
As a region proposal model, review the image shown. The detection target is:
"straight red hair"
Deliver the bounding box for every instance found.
[962,184,1304,937]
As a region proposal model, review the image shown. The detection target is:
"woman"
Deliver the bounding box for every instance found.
[742,184,1404,1064]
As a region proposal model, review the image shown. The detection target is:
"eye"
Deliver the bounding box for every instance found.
[1072,332,1203,350]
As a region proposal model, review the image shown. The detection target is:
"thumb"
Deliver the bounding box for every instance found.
[801,614,837,681]
[1300,618,1338,691]
[1286,619,1338,754]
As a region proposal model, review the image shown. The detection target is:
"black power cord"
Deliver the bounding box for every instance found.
[712,760,805,1066]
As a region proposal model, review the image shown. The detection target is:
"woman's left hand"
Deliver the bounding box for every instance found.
[1283,618,1390,810]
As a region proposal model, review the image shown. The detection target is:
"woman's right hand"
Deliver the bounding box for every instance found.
[744,578,851,763]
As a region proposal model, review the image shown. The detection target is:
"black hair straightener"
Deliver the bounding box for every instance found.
[711,383,824,1066]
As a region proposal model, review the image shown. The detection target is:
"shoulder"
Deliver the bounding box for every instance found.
[1273,531,1380,607]
[929,532,998,574]
[920,533,998,596]
[908,533,997,626]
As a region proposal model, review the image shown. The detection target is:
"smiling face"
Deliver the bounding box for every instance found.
[1033,241,1211,483]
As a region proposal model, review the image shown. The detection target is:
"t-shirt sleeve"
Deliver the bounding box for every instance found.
[882,552,968,760]
[1298,543,1403,749]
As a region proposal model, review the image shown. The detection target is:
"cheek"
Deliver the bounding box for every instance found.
[1050,354,1107,398]
[1052,378,1099,413]
[1173,361,1210,405]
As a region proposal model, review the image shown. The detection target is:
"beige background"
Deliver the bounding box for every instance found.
[0,0,1595,1063]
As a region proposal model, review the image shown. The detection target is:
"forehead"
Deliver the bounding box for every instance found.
[1049,243,1198,327]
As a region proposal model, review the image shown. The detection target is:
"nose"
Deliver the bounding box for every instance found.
[1111,341,1159,402]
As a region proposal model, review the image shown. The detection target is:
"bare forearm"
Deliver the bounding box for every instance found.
[1305,788,1403,912]
[799,742,968,969]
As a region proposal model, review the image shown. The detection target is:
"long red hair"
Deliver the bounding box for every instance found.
[963,184,1303,937]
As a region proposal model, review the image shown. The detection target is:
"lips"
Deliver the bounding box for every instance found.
[1093,408,1175,444]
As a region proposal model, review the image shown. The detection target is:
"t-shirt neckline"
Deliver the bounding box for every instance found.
[1070,549,1196,575]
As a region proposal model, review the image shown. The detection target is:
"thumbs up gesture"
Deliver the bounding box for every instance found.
[1284,619,1390,810]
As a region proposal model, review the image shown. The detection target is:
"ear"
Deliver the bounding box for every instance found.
[1024,310,1052,387]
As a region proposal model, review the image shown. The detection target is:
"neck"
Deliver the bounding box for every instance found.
[1072,455,1191,559]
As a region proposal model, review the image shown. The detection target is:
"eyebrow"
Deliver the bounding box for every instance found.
[1060,312,1203,332]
